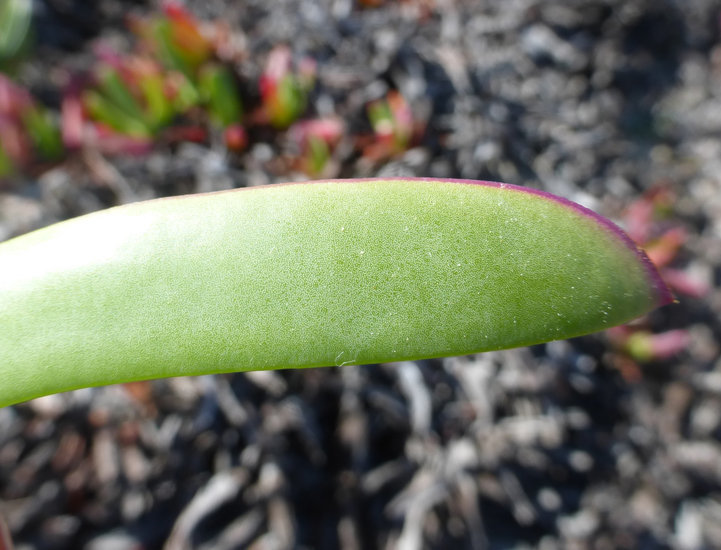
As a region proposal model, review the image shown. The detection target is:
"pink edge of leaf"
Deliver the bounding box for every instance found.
[142,177,677,307]
[421,177,675,308]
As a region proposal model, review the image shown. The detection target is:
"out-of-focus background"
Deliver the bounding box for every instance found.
[1,0,720,548]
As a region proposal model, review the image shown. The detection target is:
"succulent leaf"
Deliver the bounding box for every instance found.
[0,178,671,406]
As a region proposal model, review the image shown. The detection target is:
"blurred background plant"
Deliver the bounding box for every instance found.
[0,75,62,179]
[256,45,315,129]
[286,117,345,177]
[73,2,245,154]
[0,0,63,178]
[0,0,420,181]
[606,185,710,377]
[363,90,416,161]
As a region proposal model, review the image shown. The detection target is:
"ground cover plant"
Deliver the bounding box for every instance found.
[0,2,395,181]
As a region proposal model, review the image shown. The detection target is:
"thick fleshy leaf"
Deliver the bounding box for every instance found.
[0,178,671,406]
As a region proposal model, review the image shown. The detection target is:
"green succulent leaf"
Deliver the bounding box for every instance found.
[0,178,671,407]
[198,64,243,127]
[96,67,147,123]
[21,105,64,160]
[151,19,193,77]
[138,72,174,130]
[83,90,151,138]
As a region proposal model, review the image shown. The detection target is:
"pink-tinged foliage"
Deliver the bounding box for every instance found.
[3,5,340,175]
[622,186,707,299]
[257,46,316,129]
[608,326,690,363]
[66,4,245,156]
[363,91,420,161]
[288,117,345,146]
[661,268,710,299]
[61,72,157,156]
[287,117,345,175]
[645,226,686,269]
[0,74,31,113]
[88,126,153,156]
[61,80,85,150]
[606,185,706,367]
[160,1,212,68]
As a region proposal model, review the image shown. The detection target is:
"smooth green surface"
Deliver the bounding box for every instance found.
[0,179,666,406]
